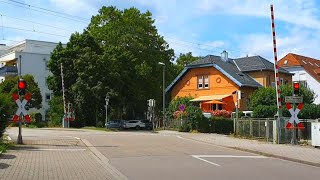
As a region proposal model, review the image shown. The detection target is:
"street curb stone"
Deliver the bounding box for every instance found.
[179,135,320,168]
[81,139,129,180]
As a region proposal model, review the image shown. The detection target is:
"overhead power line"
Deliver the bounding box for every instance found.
[1,25,69,38]
[0,0,89,24]
[6,0,89,21]
[0,14,75,33]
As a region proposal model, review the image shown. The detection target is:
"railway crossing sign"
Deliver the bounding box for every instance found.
[285,103,305,129]
[12,92,31,123]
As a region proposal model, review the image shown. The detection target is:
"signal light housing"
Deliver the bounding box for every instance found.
[18,79,27,96]
[293,82,300,95]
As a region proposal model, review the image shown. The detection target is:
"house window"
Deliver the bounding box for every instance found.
[45,93,51,102]
[271,82,275,87]
[197,75,209,89]
[210,104,222,110]
[280,78,284,85]
[284,60,288,65]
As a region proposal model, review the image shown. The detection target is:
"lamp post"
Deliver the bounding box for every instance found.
[105,94,110,129]
[158,62,165,129]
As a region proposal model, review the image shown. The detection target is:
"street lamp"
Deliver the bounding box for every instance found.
[158,62,165,129]
[105,94,110,129]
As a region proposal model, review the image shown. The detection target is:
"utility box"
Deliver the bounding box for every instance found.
[311,122,320,147]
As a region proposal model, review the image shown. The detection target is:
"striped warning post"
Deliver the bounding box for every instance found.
[270,5,282,116]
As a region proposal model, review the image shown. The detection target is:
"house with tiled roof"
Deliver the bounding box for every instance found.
[166,51,292,111]
[278,53,320,104]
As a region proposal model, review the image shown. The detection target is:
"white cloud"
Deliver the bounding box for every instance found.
[196,0,320,30]
[238,27,320,60]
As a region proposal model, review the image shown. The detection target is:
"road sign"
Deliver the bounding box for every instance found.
[285,96,303,104]
[12,93,31,123]
[179,104,185,111]
[285,103,304,129]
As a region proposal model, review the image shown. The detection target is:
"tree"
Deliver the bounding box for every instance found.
[0,75,42,109]
[248,85,315,118]
[0,74,42,137]
[47,6,176,126]
[176,52,199,67]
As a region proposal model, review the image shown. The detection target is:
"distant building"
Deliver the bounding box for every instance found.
[278,53,320,104]
[0,39,62,120]
[166,51,292,111]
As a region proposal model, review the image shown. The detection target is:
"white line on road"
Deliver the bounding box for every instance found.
[191,155,221,167]
[191,155,268,167]
[194,155,268,158]
[23,148,87,151]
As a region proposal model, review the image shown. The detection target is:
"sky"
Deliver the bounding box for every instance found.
[0,0,320,61]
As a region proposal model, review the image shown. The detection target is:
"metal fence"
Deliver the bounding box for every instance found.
[235,117,318,144]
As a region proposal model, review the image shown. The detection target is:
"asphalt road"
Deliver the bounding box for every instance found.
[6,128,320,180]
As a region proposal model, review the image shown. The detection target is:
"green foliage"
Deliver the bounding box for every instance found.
[48,6,177,127]
[175,52,200,72]
[248,85,315,118]
[252,105,277,118]
[48,96,64,127]
[0,94,12,138]
[197,117,233,134]
[298,104,320,119]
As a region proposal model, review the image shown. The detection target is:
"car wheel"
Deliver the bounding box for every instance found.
[135,126,140,130]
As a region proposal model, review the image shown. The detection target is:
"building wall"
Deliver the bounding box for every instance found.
[16,52,52,120]
[282,66,320,104]
[246,71,292,87]
[0,40,60,120]
[171,67,240,99]
[171,67,257,111]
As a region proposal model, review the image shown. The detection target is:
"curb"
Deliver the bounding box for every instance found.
[231,147,320,168]
[176,134,320,168]
[80,139,128,180]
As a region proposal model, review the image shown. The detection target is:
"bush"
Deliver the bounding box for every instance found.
[298,104,320,119]
[204,110,232,118]
[252,105,277,118]
[197,117,233,134]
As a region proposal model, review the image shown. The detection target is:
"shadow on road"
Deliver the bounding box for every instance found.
[0,163,10,169]
[0,154,16,159]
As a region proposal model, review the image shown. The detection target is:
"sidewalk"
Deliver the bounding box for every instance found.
[158,130,320,167]
[0,134,127,180]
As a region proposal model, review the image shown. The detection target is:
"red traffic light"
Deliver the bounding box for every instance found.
[293,82,300,89]
[18,79,26,89]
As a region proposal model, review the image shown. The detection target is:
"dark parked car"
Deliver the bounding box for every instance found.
[106,120,125,129]
[141,120,153,130]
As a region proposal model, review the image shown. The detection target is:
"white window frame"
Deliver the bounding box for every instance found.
[197,75,209,89]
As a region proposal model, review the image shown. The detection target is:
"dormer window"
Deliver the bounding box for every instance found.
[284,60,288,65]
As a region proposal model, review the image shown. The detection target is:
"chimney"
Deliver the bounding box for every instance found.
[221,50,228,62]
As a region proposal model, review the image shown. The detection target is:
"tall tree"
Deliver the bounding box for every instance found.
[48,6,176,125]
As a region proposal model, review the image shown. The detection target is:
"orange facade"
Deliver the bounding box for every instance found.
[171,67,255,111]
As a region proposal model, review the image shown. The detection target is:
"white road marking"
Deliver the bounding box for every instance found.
[194,155,268,158]
[23,148,86,151]
[191,155,221,166]
[191,155,268,167]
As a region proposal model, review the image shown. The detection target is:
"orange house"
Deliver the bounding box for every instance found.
[166,53,292,112]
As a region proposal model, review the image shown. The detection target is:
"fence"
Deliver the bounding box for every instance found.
[235,117,318,144]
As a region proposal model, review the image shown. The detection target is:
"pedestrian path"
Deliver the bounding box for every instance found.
[159,130,320,167]
[0,134,126,180]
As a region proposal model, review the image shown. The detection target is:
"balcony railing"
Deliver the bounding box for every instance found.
[0,66,18,76]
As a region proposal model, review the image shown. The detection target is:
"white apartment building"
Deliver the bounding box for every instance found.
[279,53,320,104]
[0,39,62,120]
